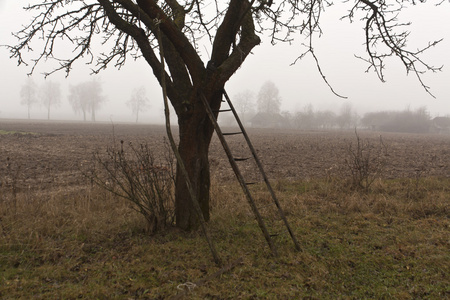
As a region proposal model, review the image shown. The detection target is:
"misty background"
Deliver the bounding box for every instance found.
[0,1,449,124]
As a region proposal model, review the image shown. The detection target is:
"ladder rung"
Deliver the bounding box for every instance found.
[214,109,232,112]
[245,182,257,185]
[234,157,250,162]
[223,132,242,136]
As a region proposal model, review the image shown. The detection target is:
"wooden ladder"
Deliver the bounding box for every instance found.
[200,90,301,256]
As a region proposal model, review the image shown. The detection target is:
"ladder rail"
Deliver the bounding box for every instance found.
[222,90,301,251]
[199,93,278,256]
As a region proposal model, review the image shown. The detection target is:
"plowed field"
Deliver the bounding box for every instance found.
[1,119,449,194]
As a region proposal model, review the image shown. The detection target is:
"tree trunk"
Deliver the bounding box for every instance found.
[174,90,221,230]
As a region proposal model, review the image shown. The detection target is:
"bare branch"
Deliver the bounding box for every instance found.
[345,0,443,97]
[7,2,103,76]
[6,0,447,98]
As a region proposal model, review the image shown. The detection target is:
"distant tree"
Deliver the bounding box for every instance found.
[257,81,282,115]
[361,112,375,129]
[40,81,61,120]
[280,111,293,128]
[127,86,150,123]
[386,107,431,133]
[68,79,106,122]
[86,79,106,122]
[20,77,38,119]
[68,84,89,121]
[294,106,338,130]
[336,102,358,129]
[316,110,337,129]
[361,111,393,130]
[295,104,316,129]
[233,90,255,124]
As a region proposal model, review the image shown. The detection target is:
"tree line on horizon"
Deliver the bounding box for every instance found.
[19,77,445,133]
[227,81,447,134]
[19,78,149,122]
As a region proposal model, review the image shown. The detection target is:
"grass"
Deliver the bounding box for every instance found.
[0,130,37,135]
[0,177,448,299]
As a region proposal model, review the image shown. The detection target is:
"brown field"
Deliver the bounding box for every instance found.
[1,119,449,193]
[1,119,449,299]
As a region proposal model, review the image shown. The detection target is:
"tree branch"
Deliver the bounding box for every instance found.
[351,0,443,97]
[215,10,261,85]
[136,0,205,82]
[98,0,181,102]
[210,0,250,68]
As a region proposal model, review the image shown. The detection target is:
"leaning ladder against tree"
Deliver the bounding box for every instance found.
[200,90,301,256]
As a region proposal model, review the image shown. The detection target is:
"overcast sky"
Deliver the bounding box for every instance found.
[0,1,449,123]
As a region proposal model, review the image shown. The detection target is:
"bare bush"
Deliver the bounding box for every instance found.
[90,139,175,234]
[344,131,388,192]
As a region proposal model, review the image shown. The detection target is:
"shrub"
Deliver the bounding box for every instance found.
[90,139,175,234]
[344,131,388,192]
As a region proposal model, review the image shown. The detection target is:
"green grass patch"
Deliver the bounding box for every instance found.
[0,129,38,135]
[0,178,448,298]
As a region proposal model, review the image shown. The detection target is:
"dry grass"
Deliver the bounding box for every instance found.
[1,176,449,299]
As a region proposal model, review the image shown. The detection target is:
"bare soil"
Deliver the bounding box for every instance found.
[1,119,449,194]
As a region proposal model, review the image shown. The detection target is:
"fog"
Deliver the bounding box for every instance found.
[1,1,449,124]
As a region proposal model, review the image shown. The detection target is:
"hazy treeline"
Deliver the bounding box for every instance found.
[288,106,439,133]
[229,82,448,133]
[360,107,434,133]
[272,105,445,134]
[288,103,358,130]
[18,77,448,133]
[225,83,360,130]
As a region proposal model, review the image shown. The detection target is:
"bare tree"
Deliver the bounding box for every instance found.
[336,102,359,130]
[234,90,255,124]
[68,79,106,122]
[20,77,38,119]
[6,0,447,230]
[68,83,89,121]
[257,81,282,115]
[127,86,150,123]
[295,104,316,130]
[86,79,106,122]
[316,110,337,129]
[40,80,61,120]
